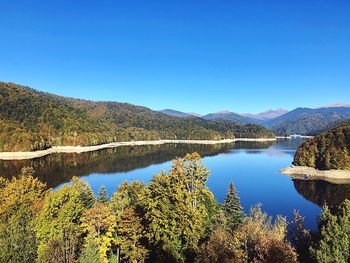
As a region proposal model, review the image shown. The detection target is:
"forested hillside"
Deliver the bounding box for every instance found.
[294,124,350,170]
[266,107,350,135]
[0,82,274,151]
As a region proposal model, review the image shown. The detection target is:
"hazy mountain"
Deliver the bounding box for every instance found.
[265,107,350,135]
[318,103,350,109]
[187,112,202,117]
[240,108,288,120]
[202,111,261,124]
[159,109,197,118]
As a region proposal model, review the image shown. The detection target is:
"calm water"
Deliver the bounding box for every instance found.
[2,139,350,229]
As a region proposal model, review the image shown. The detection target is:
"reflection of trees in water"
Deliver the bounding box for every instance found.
[293,179,350,207]
[0,141,275,189]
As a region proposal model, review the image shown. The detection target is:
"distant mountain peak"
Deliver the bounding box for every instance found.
[240,108,289,120]
[214,110,233,114]
[318,103,350,109]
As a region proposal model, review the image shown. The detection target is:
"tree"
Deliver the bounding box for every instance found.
[109,181,146,217]
[196,227,247,263]
[0,168,47,263]
[311,201,350,262]
[222,181,245,230]
[97,186,108,203]
[290,210,312,263]
[36,178,94,263]
[238,205,298,263]
[117,207,149,262]
[80,203,116,263]
[143,152,213,262]
[197,204,298,263]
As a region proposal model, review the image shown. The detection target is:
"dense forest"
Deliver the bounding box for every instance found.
[0,82,275,151]
[294,124,350,170]
[0,153,348,262]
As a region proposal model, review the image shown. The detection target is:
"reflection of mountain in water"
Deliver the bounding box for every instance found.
[0,141,274,188]
[293,179,350,207]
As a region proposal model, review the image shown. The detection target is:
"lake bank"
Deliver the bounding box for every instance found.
[280,166,350,184]
[0,138,276,160]
[276,135,314,139]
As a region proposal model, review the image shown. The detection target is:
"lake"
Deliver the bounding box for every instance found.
[2,139,350,230]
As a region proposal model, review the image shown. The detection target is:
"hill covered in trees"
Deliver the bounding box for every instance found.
[294,124,350,170]
[0,82,275,152]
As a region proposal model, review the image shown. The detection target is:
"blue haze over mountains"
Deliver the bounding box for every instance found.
[160,105,350,135]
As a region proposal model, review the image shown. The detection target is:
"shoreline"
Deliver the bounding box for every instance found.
[276,135,313,139]
[279,166,350,184]
[0,138,276,160]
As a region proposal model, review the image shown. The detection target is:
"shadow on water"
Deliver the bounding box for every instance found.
[0,141,275,188]
[293,179,350,207]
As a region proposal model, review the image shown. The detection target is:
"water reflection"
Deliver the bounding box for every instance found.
[1,138,335,230]
[293,179,350,207]
[0,141,274,188]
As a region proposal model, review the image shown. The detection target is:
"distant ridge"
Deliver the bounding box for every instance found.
[202,111,261,124]
[240,108,288,120]
[159,109,196,118]
[264,107,350,135]
[159,106,350,136]
[318,103,350,109]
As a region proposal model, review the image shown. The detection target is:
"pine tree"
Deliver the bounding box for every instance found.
[98,186,108,203]
[222,182,245,230]
[310,201,350,262]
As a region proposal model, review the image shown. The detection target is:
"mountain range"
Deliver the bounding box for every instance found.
[1,81,349,153]
[160,105,350,136]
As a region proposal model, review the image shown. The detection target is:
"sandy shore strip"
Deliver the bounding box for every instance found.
[280,165,350,184]
[0,138,276,160]
[276,135,314,139]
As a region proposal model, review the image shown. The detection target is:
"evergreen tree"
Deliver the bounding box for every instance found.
[97,186,108,203]
[222,182,245,230]
[73,177,95,208]
[311,201,350,262]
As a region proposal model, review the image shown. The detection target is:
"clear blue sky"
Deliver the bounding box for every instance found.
[0,0,349,114]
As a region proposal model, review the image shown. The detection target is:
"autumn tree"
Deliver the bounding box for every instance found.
[80,203,116,263]
[109,181,148,262]
[196,227,247,263]
[36,178,95,263]
[238,205,298,263]
[290,210,312,263]
[0,168,47,263]
[117,207,149,262]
